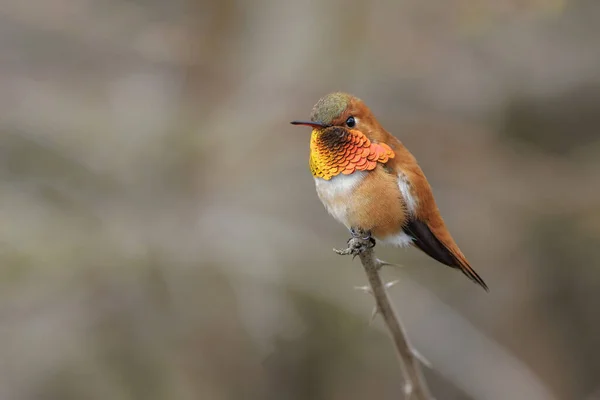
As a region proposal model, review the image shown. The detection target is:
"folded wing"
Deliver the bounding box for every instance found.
[403,218,489,291]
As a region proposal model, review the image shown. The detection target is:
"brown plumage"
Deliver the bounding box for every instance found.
[291,92,488,291]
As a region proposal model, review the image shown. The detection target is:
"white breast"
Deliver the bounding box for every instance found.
[314,172,366,228]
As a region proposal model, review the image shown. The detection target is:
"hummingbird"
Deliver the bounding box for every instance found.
[291,92,488,291]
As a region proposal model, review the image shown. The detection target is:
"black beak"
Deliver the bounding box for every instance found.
[290,120,327,128]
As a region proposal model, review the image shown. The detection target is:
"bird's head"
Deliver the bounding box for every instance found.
[291,92,381,141]
[291,92,394,180]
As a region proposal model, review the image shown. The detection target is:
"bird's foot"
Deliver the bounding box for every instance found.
[334,228,375,258]
[349,227,376,248]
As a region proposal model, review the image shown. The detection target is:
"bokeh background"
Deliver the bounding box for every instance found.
[1,0,599,399]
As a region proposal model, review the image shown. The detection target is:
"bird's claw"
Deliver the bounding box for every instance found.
[336,228,376,257]
[349,227,374,241]
[367,237,376,248]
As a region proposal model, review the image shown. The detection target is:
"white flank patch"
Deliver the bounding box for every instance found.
[314,171,366,228]
[379,231,414,247]
[398,173,418,215]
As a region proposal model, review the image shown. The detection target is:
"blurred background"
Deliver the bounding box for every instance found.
[0,0,599,399]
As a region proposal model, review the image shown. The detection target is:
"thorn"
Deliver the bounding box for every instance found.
[384,279,399,289]
[375,258,404,270]
[354,285,372,294]
[369,305,379,324]
[412,348,433,369]
[403,382,414,396]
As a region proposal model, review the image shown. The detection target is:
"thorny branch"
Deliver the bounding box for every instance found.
[335,231,432,400]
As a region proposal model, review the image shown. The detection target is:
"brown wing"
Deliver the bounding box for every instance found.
[376,131,489,291]
[403,218,488,291]
[385,140,488,291]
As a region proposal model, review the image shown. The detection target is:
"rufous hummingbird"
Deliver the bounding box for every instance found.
[291,92,488,290]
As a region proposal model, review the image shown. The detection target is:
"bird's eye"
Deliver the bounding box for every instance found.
[345,116,356,127]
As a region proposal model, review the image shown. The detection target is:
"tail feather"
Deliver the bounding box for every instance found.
[455,259,489,291]
[404,219,489,291]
